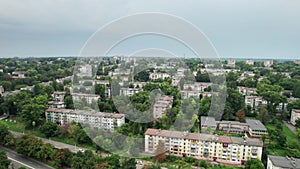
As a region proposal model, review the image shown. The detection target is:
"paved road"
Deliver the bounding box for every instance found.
[10,131,87,153]
[1,146,54,169]
[283,121,296,133]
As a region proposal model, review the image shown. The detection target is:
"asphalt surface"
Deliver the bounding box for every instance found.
[1,146,55,169]
[10,130,87,153]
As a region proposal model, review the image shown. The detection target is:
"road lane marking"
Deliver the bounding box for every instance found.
[8,157,35,169]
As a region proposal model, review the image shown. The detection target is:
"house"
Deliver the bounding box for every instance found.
[237,86,257,96]
[245,96,267,110]
[149,72,170,80]
[267,155,300,169]
[290,109,300,126]
[120,87,141,96]
[145,128,263,166]
[227,59,236,68]
[245,60,254,65]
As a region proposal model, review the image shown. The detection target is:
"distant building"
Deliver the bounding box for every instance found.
[120,87,141,96]
[71,93,100,104]
[12,71,26,78]
[48,101,65,109]
[45,108,125,130]
[200,116,217,133]
[183,82,212,92]
[53,92,66,102]
[245,60,254,65]
[153,94,173,119]
[294,60,300,65]
[290,109,300,126]
[0,86,4,96]
[267,155,300,169]
[264,60,273,68]
[145,128,263,165]
[149,72,170,80]
[245,96,267,110]
[237,86,257,96]
[78,64,92,77]
[227,59,236,68]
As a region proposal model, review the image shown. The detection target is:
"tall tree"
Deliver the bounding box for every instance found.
[0,150,10,169]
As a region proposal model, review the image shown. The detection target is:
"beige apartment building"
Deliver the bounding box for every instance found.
[45,108,125,130]
[145,128,263,166]
[291,109,300,126]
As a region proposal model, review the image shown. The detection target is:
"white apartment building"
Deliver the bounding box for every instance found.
[227,59,236,68]
[245,96,267,110]
[237,86,257,96]
[145,128,263,166]
[294,60,300,65]
[153,94,173,119]
[245,60,254,65]
[267,156,300,169]
[264,60,274,68]
[149,72,170,80]
[183,82,212,92]
[290,109,300,126]
[120,87,141,96]
[71,93,100,104]
[45,108,125,130]
[53,92,66,102]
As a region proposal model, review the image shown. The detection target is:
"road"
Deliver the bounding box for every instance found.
[283,121,296,133]
[10,131,87,153]
[1,146,54,169]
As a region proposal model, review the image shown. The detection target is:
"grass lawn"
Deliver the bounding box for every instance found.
[0,118,25,132]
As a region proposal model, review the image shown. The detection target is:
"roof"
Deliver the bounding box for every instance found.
[268,155,300,168]
[246,119,267,131]
[201,116,217,127]
[292,109,300,114]
[46,108,124,118]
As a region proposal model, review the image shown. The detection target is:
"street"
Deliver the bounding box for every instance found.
[1,146,54,169]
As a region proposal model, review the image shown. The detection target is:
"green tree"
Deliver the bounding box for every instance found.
[0,150,10,169]
[0,123,9,145]
[21,103,45,128]
[51,148,72,168]
[245,159,264,169]
[120,157,136,169]
[39,122,60,137]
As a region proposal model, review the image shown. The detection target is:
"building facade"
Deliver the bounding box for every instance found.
[153,94,173,119]
[291,109,300,126]
[145,128,263,166]
[267,155,300,169]
[45,108,125,130]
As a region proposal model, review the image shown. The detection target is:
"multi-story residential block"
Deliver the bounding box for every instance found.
[290,109,300,126]
[120,87,141,96]
[48,101,65,109]
[145,128,263,166]
[200,116,217,133]
[245,96,267,110]
[180,90,213,99]
[78,64,92,77]
[153,94,173,119]
[267,156,300,169]
[245,60,254,65]
[183,82,212,92]
[45,108,125,130]
[71,93,100,104]
[294,60,300,65]
[264,60,274,68]
[12,71,26,78]
[237,86,257,96]
[246,119,268,137]
[53,92,66,102]
[149,72,170,80]
[227,59,236,68]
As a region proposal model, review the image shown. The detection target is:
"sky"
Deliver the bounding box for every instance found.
[0,0,300,59]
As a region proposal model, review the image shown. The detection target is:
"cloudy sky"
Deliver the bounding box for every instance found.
[0,0,299,59]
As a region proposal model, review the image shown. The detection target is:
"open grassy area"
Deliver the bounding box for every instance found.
[0,117,25,132]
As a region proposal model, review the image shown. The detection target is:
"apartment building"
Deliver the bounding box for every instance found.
[245,96,267,110]
[12,71,26,78]
[45,108,125,130]
[72,93,100,104]
[217,121,249,134]
[245,60,254,65]
[294,60,300,65]
[290,109,300,126]
[227,59,236,68]
[183,82,212,92]
[264,60,274,68]
[53,92,66,102]
[237,86,257,96]
[120,87,141,96]
[153,94,173,119]
[149,72,170,80]
[145,128,263,166]
[267,156,300,169]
